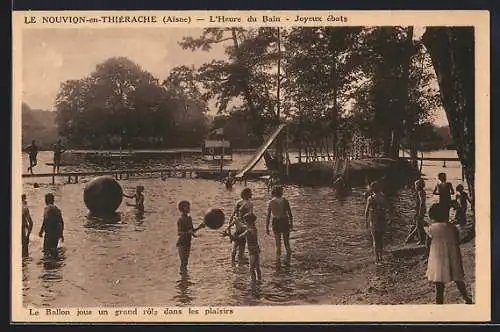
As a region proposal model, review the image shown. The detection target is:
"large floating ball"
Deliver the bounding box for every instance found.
[204,208,225,229]
[84,176,123,216]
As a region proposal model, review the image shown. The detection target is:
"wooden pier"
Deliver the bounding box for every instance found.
[22,168,276,185]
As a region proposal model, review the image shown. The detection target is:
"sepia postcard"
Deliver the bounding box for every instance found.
[11,10,490,323]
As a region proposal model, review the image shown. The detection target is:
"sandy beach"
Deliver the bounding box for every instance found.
[330,240,475,305]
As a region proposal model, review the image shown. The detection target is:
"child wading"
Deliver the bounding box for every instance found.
[22,194,33,257]
[425,203,473,304]
[454,184,472,226]
[38,193,65,257]
[405,179,427,245]
[224,188,254,262]
[233,213,262,281]
[266,186,294,257]
[123,185,145,212]
[365,181,386,265]
[433,172,454,220]
[176,200,204,274]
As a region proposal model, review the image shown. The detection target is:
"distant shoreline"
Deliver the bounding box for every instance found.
[27,147,457,154]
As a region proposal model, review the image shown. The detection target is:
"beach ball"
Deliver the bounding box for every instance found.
[83,176,123,216]
[204,208,225,229]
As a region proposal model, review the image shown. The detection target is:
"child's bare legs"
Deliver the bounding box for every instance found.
[376,233,384,263]
[435,282,445,304]
[231,241,238,263]
[455,281,473,304]
[371,231,378,263]
[249,254,257,281]
[274,232,282,256]
[283,231,292,256]
[178,246,190,273]
[255,255,262,280]
[238,239,246,260]
[249,254,262,281]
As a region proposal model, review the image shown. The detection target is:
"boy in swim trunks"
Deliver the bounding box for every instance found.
[224,188,253,262]
[176,200,205,274]
[38,193,65,257]
[266,186,294,257]
[123,185,145,212]
[232,213,262,281]
[22,194,33,257]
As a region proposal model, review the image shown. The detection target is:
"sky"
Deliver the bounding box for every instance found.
[21,27,449,126]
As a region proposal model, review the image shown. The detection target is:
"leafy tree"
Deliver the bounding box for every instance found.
[422,27,475,199]
[351,27,441,158]
[55,57,208,148]
[22,103,58,149]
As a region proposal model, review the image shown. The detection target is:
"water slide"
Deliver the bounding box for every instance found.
[235,124,287,179]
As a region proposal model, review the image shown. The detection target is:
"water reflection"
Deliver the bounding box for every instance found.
[39,248,66,306]
[173,273,195,305]
[84,212,123,230]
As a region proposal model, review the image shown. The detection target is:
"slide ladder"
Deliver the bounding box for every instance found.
[235,124,287,179]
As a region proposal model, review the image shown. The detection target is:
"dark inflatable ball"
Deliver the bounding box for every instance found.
[83,176,123,216]
[204,208,225,229]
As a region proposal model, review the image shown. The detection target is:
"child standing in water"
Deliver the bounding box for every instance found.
[224,171,235,190]
[123,185,145,212]
[233,213,262,281]
[266,186,294,257]
[425,203,473,304]
[176,200,204,274]
[454,184,473,226]
[405,178,427,245]
[224,188,254,262]
[38,193,64,257]
[22,194,33,257]
[433,172,454,220]
[364,181,386,265]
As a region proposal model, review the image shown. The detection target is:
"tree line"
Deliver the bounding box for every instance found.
[51,27,443,153]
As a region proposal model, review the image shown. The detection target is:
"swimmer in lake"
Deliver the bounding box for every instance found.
[232,213,261,281]
[224,188,254,262]
[39,193,65,257]
[22,194,33,257]
[266,186,294,257]
[224,171,235,190]
[123,185,145,212]
[176,200,205,273]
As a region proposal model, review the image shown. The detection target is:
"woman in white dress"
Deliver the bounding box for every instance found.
[425,203,473,304]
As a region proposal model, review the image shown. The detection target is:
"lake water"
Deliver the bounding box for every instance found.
[20,150,467,306]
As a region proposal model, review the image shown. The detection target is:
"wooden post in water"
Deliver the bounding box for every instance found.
[285,126,290,177]
[220,146,225,176]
